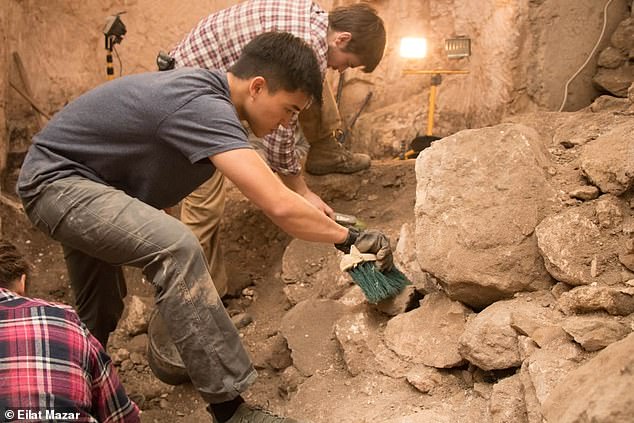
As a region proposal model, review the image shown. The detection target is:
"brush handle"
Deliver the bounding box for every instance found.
[339,245,377,272]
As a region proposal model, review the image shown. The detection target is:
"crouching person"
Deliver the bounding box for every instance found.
[0,240,140,422]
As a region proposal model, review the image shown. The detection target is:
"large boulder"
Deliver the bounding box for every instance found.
[415,123,557,308]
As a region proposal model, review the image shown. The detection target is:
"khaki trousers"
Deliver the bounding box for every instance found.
[180,77,341,295]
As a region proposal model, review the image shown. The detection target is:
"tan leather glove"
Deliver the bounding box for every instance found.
[335,228,394,272]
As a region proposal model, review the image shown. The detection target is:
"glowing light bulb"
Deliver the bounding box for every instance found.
[400,37,427,59]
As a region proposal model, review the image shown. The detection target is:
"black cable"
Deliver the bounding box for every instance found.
[113,44,123,77]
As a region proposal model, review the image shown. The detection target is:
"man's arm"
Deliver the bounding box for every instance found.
[278,173,335,219]
[211,148,347,244]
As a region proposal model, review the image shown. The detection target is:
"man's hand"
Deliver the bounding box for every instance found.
[303,190,334,218]
[335,229,394,272]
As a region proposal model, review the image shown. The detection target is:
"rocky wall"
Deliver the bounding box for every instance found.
[0,0,9,177]
[0,0,631,168]
[348,0,631,158]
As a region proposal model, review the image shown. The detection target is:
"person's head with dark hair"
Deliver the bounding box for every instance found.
[327,3,386,73]
[0,240,29,294]
[228,31,323,138]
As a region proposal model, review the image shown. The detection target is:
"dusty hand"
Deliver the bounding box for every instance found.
[303,190,334,218]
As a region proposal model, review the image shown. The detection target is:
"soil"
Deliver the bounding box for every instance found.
[0,159,418,422]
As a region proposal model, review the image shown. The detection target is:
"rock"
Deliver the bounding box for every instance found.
[230,312,253,329]
[473,381,492,400]
[551,116,599,147]
[385,293,471,368]
[619,252,634,272]
[120,296,150,336]
[609,17,634,53]
[415,124,556,309]
[521,336,585,408]
[352,92,427,158]
[278,366,305,400]
[459,293,562,370]
[405,365,453,394]
[558,285,634,316]
[394,222,440,295]
[490,374,528,423]
[120,359,134,372]
[561,315,631,351]
[280,239,344,305]
[580,121,634,195]
[568,185,599,201]
[110,348,130,366]
[595,194,625,229]
[508,292,561,336]
[589,95,631,112]
[334,311,409,378]
[405,365,439,394]
[251,333,292,371]
[337,284,368,307]
[125,371,174,401]
[126,333,148,354]
[374,285,417,316]
[129,351,146,366]
[593,67,634,97]
[629,82,634,103]
[279,299,349,376]
[542,333,634,423]
[597,46,626,69]
[550,282,571,299]
[536,196,627,286]
[519,363,544,423]
[517,336,539,361]
[529,326,571,348]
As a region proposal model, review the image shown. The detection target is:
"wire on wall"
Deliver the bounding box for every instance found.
[557,0,614,112]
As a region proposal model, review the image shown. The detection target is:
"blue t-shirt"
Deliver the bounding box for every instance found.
[17,68,250,209]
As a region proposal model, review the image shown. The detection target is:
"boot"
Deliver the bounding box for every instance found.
[305,135,371,175]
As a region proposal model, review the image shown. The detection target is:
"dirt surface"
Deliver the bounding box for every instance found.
[0,160,417,422]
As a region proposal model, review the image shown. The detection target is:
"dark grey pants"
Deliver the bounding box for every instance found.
[21,176,256,403]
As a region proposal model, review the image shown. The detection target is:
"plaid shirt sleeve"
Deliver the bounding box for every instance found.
[170,0,329,175]
[86,330,140,423]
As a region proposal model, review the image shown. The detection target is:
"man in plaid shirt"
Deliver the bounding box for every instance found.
[0,240,139,423]
[168,0,386,297]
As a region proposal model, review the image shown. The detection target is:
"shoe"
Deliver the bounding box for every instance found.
[305,136,370,175]
[216,403,302,423]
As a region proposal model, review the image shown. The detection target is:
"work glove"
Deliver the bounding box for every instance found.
[335,228,394,272]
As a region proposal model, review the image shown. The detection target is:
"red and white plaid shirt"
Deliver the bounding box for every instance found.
[0,288,140,423]
[170,0,329,175]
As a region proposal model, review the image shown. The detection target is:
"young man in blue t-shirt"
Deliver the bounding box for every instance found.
[17,32,393,423]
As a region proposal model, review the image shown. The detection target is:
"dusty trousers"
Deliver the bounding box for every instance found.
[20,176,257,403]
